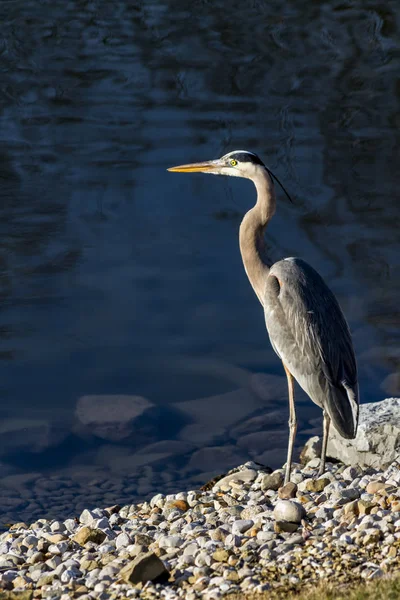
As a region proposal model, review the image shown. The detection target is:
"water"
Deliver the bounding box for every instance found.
[0,0,399,524]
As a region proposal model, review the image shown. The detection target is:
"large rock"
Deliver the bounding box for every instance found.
[176,376,288,448]
[95,440,194,473]
[187,444,248,472]
[0,418,68,457]
[312,398,400,469]
[75,395,153,442]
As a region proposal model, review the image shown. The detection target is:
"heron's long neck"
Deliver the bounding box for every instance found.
[239,169,276,305]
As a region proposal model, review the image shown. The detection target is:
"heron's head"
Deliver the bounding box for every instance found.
[168,150,266,179]
[168,150,293,202]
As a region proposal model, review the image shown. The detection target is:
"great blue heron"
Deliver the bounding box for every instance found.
[168,150,359,484]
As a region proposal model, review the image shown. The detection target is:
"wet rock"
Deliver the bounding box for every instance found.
[230,409,287,439]
[249,373,288,403]
[0,418,68,457]
[135,440,194,459]
[75,394,153,442]
[237,431,287,453]
[176,387,267,446]
[120,551,169,584]
[187,445,247,472]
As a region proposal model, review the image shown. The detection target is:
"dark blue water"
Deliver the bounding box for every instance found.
[0,0,399,524]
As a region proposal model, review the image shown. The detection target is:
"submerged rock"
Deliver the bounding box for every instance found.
[75,394,153,442]
[0,418,68,457]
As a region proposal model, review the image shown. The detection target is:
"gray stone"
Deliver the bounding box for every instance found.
[212,469,257,491]
[257,531,275,542]
[232,519,254,535]
[157,535,184,548]
[120,551,169,584]
[327,398,400,469]
[315,507,334,520]
[333,488,360,503]
[261,471,284,491]
[225,534,242,547]
[241,506,264,520]
[341,466,363,481]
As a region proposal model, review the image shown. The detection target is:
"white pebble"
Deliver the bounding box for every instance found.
[273,500,305,523]
[115,532,131,548]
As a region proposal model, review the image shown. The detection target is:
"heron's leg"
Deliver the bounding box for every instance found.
[283,364,296,485]
[318,412,331,476]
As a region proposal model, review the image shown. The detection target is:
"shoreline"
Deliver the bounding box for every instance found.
[1,455,399,599]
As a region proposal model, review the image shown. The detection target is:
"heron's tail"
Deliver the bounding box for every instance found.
[327,382,359,439]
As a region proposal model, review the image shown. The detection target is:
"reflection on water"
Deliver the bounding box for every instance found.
[0,0,399,523]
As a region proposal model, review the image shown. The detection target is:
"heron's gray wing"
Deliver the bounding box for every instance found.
[264,258,359,437]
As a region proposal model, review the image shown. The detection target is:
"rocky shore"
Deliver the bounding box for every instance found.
[1,454,399,600]
[1,399,399,599]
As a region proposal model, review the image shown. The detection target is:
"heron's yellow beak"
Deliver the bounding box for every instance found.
[167,160,219,173]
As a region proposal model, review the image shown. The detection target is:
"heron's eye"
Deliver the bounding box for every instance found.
[230,159,238,167]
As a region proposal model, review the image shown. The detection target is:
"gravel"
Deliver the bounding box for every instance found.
[0,457,399,599]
